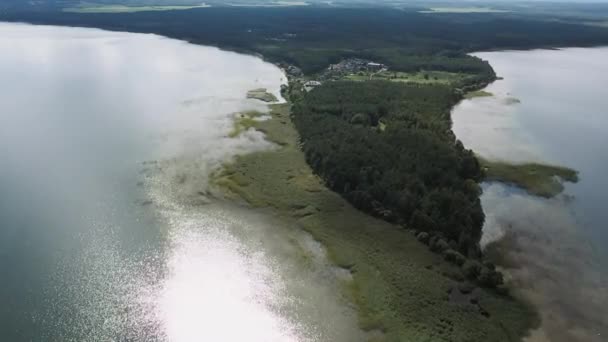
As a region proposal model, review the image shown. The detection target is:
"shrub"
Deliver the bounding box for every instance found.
[462,260,482,280]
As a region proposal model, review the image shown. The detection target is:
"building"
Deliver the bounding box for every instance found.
[367,62,385,71]
[304,80,322,92]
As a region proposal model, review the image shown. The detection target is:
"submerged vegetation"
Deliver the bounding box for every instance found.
[214,103,538,341]
[228,110,267,138]
[247,88,279,102]
[480,158,579,198]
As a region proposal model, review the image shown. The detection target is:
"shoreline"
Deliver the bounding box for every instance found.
[3,21,567,340]
[2,20,606,341]
[213,101,538,341]
[452,48,608,342]
[453,63,579,199]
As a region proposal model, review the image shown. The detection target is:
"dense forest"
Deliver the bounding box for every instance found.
[4,7,608,73]
[291,82,486,259]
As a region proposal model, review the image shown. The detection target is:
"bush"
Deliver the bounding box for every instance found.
[416,232,430,244]
[443,249,466,266]
[477,267,504,288]
[462,260,482,280]
[430,238,450,253]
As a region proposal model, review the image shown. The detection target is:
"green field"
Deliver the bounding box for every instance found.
[344,70,471,85]
[226,1,309,7]
[421,7,510,14]
[212,103,538,341]
[480,158,579,198]
[63,4,210,13]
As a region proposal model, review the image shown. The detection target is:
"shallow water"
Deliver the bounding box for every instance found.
[0,23,362,341]
[452,48,608,342]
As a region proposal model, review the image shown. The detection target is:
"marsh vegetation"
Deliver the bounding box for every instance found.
[247,88,279,102]
[464,90,493,99]
[214,103,538,341]
[480,158,578,198]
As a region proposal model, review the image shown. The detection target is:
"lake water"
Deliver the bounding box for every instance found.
[0,23,363,341]
[452,48,608,342]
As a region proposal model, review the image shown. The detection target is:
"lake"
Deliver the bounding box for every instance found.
[452,48,608,342]
[0,23,363,341]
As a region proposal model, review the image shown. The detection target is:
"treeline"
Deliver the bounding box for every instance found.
[4,7,608,73]
[291,81,486,259]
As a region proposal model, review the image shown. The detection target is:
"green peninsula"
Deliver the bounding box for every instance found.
[464,90,493,99]
[214,103,537,341]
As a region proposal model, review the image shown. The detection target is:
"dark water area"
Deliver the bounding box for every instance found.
[452,48,608,342]
[0,23,362,341]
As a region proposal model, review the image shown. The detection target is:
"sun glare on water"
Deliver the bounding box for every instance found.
[155,213,304,342]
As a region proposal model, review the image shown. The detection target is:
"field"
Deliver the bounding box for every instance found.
[344,70,471,85]
[226,1,309,7]
[63,4,210,13]
[420,7,510,14]
[211,103,538,341]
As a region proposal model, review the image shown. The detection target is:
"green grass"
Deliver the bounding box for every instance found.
[480,158,579,198]
[464,90,494,99]
[63,4,210,13]
[344,70,469,85]
[227,1,309,7]
[421,7,510,14]
[211,103,538,341]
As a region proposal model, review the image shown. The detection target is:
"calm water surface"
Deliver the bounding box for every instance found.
[452,48,608,342]
[0,23,362,341]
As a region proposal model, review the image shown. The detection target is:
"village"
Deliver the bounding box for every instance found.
[280,58,388,93]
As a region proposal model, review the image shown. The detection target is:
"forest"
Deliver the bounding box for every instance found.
[291,81,486,259]
[4,7,608,73]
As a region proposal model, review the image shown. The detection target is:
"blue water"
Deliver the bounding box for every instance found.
[452,47,608,342]
[0,23,364,342]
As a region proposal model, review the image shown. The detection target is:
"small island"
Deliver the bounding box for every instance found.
[247,88,279,102]
[480,158,579,198]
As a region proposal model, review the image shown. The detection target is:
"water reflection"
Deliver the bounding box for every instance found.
[452,48,608,342]
[0,23,361,341]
